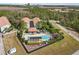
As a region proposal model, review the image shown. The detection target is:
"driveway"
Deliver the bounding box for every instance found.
[0,33,5,55]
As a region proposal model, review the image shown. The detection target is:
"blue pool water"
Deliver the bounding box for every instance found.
[41,35,50,41]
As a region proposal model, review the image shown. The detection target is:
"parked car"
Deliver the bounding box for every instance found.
[7,48,16,55]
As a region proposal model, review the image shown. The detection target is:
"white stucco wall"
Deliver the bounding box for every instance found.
[0,24,11,32]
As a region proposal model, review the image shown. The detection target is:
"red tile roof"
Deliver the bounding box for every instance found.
[33,17,40,24]
[0,16,10,27]
[28,28,37,32]
[22,17,40,24]
[22,17,30,23]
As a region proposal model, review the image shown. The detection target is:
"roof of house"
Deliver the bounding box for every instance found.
[0,16,11,27]
[22,17,40,24]
[28,28,37,32]
[22,17,30,23]
[33,17,40,24]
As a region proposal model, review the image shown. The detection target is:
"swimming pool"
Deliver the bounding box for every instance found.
[41,35,50,41]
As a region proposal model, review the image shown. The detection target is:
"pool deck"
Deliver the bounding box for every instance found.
[23,33,51,41]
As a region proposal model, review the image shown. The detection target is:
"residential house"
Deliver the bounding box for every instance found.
[22,17,40,33]
[0,16,11,32]
[22,17,51,44]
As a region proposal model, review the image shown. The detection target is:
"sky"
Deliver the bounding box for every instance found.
[0,0,79,5]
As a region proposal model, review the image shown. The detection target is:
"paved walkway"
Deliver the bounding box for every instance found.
[0,33,5,55]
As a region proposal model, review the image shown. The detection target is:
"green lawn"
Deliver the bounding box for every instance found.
[29,31,79,55]
[29,21,79,55]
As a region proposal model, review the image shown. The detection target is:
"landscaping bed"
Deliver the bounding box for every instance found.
[23,43,48,53]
